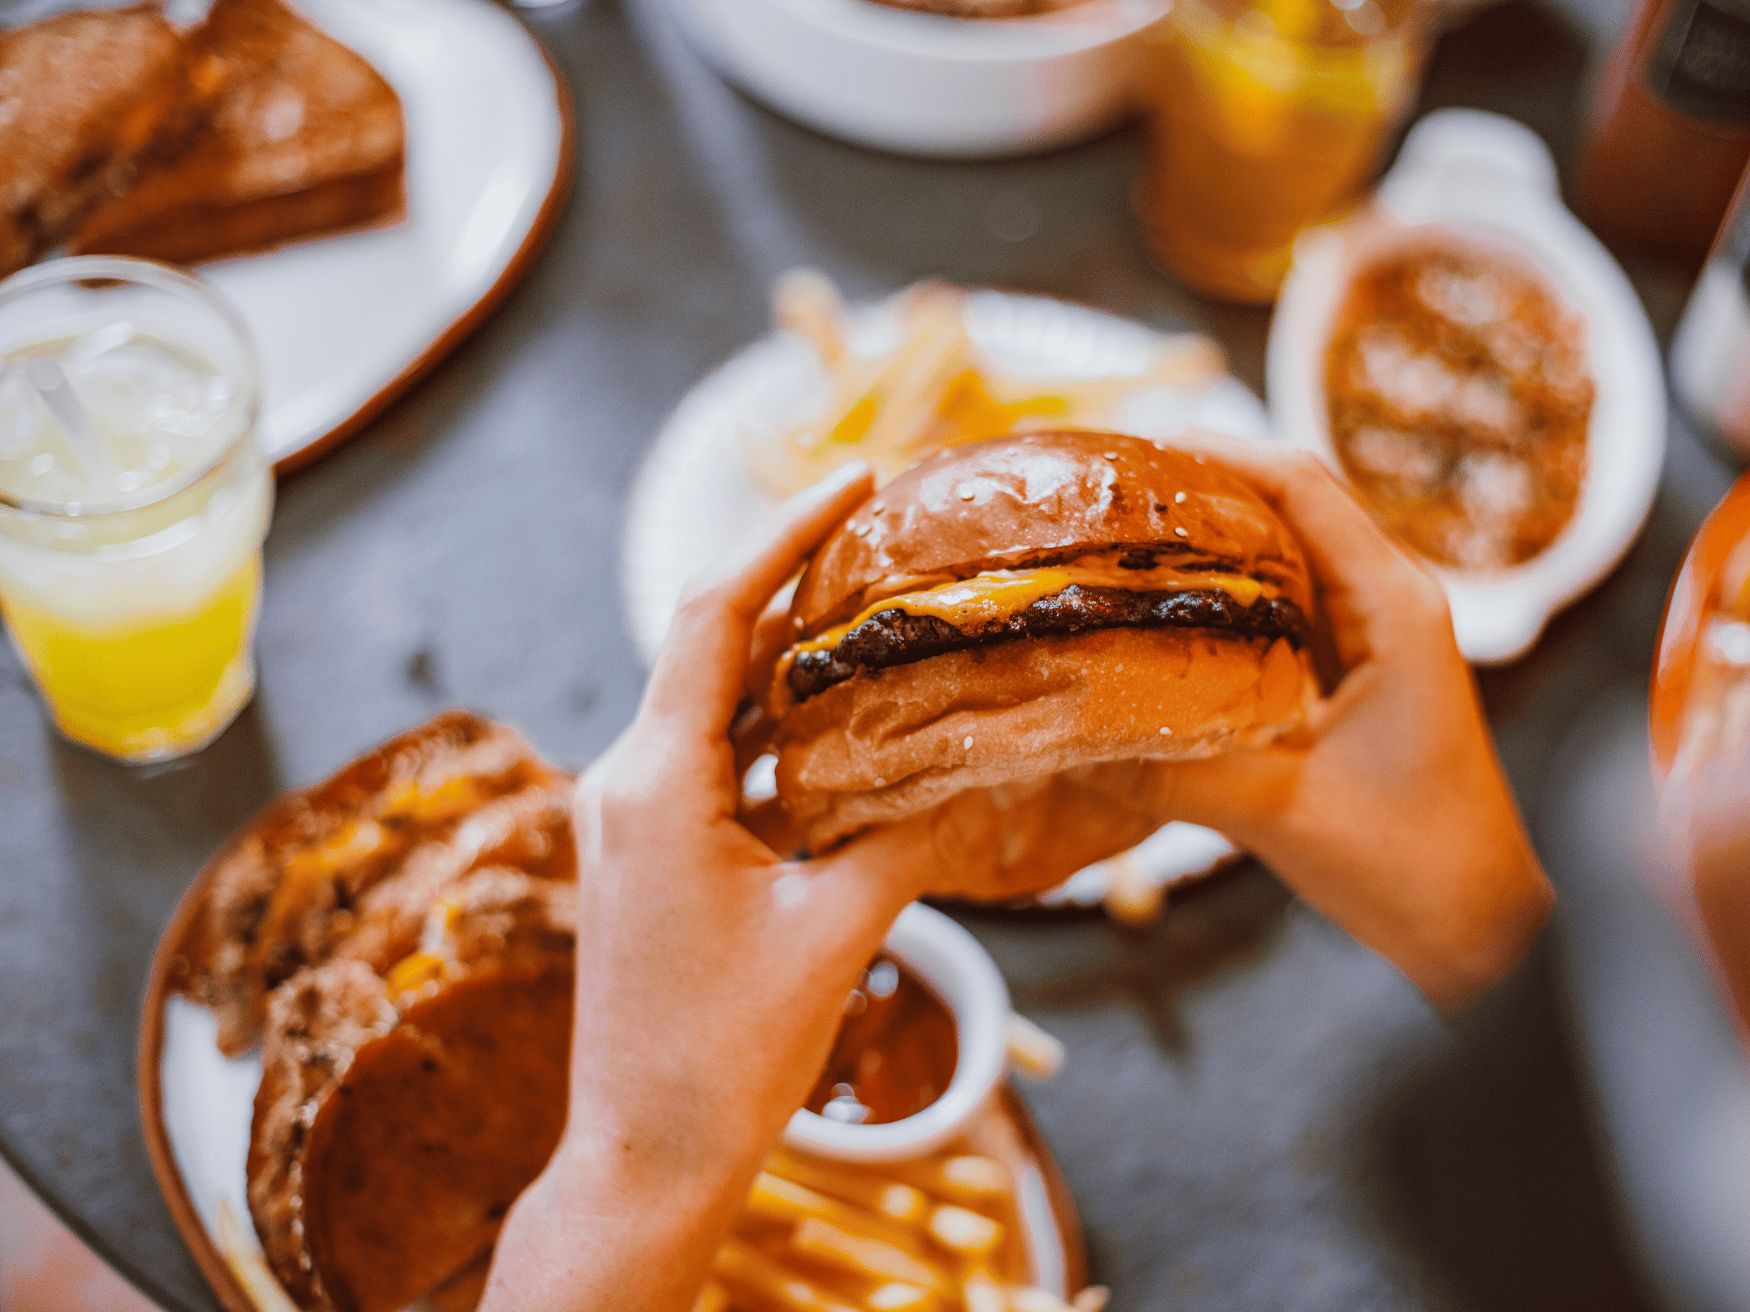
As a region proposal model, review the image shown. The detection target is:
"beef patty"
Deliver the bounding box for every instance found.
[788,584,1309,702]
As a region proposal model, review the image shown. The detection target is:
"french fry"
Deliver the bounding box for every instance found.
[1102,854,1166,927]
[961,1266,1008,1312]
[774,268,849,369]
[766,1147,929,1223]
[1071,1286,1111,1312]
[214,1197,303,1312]
[790,1217,947,1292]
[746,1173,923,1251]
[885,1155,1010,1204]
[926,1204,1005,1259]
[1007,1286,1077,1312]
[866,1281,939,1311]
[712,1237,862,1312]
[692,1276,731,1312]
[1004,1013,1064,1080]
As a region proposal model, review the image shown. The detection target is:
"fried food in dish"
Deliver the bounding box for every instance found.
[1324,238,1594,571]
[250,870,574,1312]
[169,709,574,1056]
[751,430,1318,853]
[0,3,215,277]
[72,0,406,265]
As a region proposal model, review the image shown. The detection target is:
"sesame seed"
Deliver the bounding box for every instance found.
[1159,726,1173,736]
[1104,451,1118,459]
[1175,526,1188,537]
[959,487,976,501]
[1175,491,1187,504]
[874,777,886,787]
[871,502,884,513]
[963,735,974,750]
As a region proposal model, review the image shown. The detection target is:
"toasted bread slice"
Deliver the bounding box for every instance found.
[0,3,210,276]
[250,871,575,1312]
[170,709,575,1056]
[72,0,406,264]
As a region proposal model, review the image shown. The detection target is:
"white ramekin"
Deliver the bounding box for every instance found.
[784,902,1011,1163]
[662,0,1170,158]
[1267,109,1666,666]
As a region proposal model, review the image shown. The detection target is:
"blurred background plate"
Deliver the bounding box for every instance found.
[195,0,571,472]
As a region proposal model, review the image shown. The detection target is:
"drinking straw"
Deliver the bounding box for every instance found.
[27,356,119,493]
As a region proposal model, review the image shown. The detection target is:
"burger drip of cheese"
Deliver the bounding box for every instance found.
[759,430,1321,853]
[1324,240,1594,571]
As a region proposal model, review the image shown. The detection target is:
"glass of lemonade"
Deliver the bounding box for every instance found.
[1138,0,1428,304]
[0,257,271,763]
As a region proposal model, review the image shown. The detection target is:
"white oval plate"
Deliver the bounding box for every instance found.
[623,288,1264,904]
[1267,109,1667,666]
[189,0,569,471]
[664,0,1169,159]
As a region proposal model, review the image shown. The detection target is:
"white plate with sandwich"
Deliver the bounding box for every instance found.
[2,0,571,472]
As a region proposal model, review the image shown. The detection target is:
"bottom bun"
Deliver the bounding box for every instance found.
[773,627,1318,852]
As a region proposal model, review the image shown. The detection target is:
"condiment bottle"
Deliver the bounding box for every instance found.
[1671,160,1750,459]
[1578,0,1750,258]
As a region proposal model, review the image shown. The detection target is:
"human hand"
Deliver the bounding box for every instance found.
[1086,433,1551,1006]
[482,463,997,1312]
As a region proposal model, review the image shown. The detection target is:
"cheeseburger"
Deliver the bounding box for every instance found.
[760,430,1321,850]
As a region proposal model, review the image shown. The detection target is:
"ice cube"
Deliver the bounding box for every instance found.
[0,358,35,460]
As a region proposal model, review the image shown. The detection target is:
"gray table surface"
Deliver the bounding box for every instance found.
[1,0,1742,1308]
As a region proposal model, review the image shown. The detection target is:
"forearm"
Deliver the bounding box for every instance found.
[480,1132,754,1312]
[1248,795,1552,1008]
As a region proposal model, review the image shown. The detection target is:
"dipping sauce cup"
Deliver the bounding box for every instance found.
[787,903,1011,1164]
[0,258,271,763]
[1138,0,1428,304]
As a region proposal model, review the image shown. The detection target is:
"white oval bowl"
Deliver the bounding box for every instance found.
[784,902,1011,1163]
[1266,108,1667,665]
[662,0,1169,158]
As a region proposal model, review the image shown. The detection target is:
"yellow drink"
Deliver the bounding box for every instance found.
[1139,0,1425,303]
[0,257,268,762]
[1,557,259,759]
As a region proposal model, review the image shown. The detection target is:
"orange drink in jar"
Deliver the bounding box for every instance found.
[1139,0,1428,304]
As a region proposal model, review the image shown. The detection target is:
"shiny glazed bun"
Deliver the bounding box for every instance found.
[762,430,1321,852]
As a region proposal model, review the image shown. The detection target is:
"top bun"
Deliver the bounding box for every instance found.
[792,430,1313,632]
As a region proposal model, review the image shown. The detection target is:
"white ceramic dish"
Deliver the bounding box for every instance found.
[663,0,1168,158]
[785,902,1011,1162]
[1267,108,1666,666]
[186,0,570,471]
[624,288,1262,904]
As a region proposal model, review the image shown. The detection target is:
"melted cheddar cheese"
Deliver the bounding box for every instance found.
[791,552,1278,659]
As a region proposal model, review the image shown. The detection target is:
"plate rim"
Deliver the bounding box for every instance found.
[265,7,577,476]
[139,836,257,1312]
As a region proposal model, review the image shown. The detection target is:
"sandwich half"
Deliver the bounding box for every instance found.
[0,3,212,276]
[72,0,405,265]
